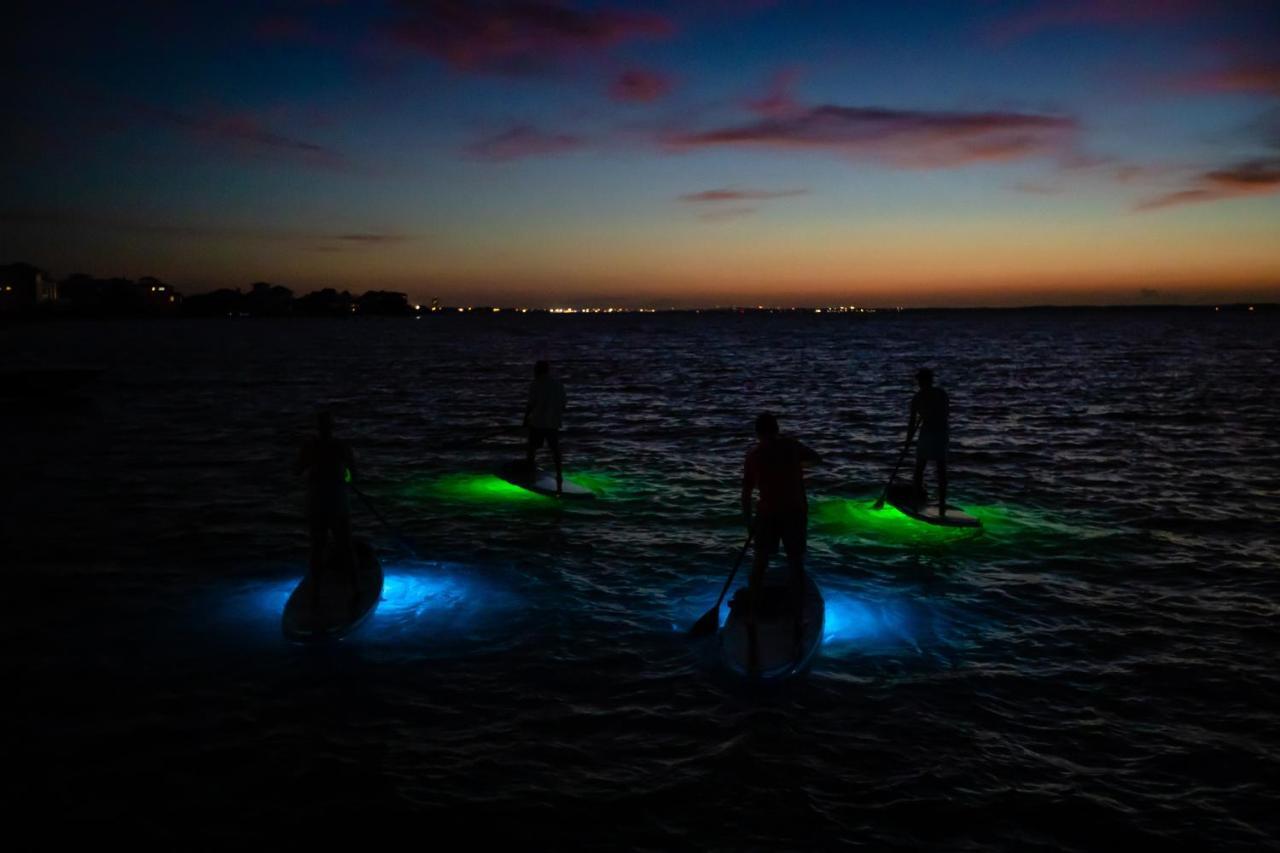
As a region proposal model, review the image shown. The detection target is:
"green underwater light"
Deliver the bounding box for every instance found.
[401,470,624,505]
[405,473,554,505]
[811,495,1072,546]
[558,470,620,495]
[811,497,984,544]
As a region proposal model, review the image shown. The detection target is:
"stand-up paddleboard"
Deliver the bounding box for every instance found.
[495,460,595,499]
[721,573,825,679]
[283,539,384,641]
[884,483,982,528]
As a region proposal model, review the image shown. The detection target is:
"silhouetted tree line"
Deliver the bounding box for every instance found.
[185,284,413,317]
[1,262,415,318]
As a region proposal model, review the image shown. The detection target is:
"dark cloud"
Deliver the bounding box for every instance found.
[679,188,807,202]
[334,233,408,244]
[386,1,673,74]
[609,69,673,103]
[666,104,1075,169]
[1137,157,1280,209]
[466,124,586,160]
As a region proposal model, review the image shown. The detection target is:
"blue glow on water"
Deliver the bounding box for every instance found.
[375,571,468,620]
[822,591,909,646]
[218,561,521,650]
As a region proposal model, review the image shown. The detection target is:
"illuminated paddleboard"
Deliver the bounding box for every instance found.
[720,573,825,679]
[884,484,982,528]
[494,461,595,499]
[283,539,384,641]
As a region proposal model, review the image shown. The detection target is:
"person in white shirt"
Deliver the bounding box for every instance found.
[524,359,567,495]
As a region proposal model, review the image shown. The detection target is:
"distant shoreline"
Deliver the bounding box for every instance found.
[3,303,1274,323]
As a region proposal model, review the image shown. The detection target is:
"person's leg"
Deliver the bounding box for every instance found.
[548,431,563,495]
[937,458,948,516]
[525,428,539,470]
[331,514,357,608]
[308,514,327,575]
[781,513,807,654]
[912,456,928,507]
[747,519,776,674]
[308,514,326,607]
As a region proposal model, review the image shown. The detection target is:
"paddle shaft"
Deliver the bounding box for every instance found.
[350,484,418,558]
[875,425,917,507]
[711,531,754,614]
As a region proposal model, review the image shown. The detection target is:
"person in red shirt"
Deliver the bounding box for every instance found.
[741,412,821,671]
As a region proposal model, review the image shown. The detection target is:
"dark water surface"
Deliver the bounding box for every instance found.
[5,312,1279,849]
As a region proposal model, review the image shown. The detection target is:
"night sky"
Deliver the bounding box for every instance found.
[6,1,1279,306]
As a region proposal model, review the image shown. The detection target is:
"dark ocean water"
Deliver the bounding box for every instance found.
[4,311,1279,849]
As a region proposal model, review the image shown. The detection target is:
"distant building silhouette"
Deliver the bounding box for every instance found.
[0,263,57,312]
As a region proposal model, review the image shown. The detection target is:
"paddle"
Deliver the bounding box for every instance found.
[872,425,917,510]
[350,484,419,559]
[439,424,525,450]
[688,532,754,639]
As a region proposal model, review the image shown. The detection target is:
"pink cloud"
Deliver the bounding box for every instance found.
[1178,62,1280,96]
[987,0,1212,42]
[1137,157,1280,209]
[665,104,1076,169]
[387,1,673,73]
[130,102,347,169]
[467,124,586,160]
[747,67,804,117]
[609,69,673,103]
[679,188,807,202]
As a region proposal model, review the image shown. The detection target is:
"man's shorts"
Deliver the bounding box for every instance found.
[755,511,807,559]
[916,429,948,462]
[528,427,560,451]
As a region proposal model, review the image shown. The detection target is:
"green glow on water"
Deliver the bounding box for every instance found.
[810,495,1069,545]
[562,471,621,494]
[402,470,623,506]
[811,498,977,544]
[406,473,554,505]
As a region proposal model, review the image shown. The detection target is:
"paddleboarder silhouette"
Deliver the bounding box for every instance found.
[295,410,357,602]
[524,360,567,496]
[907,368,950,516]
[741,412,821,673]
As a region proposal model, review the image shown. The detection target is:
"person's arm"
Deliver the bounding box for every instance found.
[741,456,755,530]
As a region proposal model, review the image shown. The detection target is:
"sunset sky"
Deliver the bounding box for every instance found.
[5,1,1279,306]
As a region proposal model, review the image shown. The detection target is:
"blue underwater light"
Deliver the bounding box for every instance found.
[223,561,519,647]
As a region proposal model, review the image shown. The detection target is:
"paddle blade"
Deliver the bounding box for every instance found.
[688,606,720,638]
